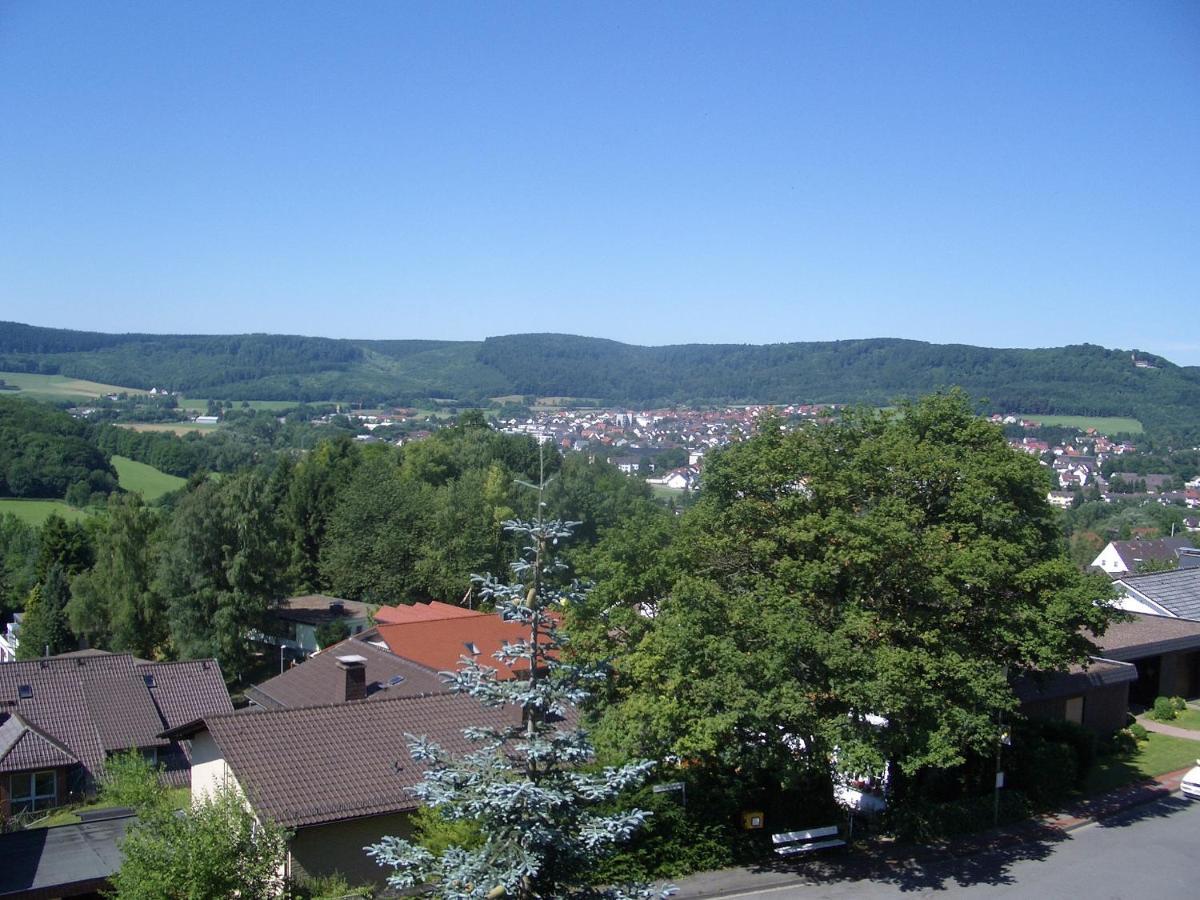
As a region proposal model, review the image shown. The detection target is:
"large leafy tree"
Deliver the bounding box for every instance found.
[367,513,670,899]
[67,494,165,656]
[16,564,75,659]
[594,392,1116,808]
[156,469,286,674]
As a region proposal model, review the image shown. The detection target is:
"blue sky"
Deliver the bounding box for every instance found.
[1,2,1197,360]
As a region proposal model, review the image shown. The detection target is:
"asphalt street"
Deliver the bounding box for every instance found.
[674,794,1198,899]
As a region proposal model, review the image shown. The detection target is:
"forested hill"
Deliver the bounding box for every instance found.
[3,321,1199,434]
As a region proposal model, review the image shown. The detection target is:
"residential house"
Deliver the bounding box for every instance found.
[170,693,519,886]
[244,640,448,710]
[0,613,20,663]
[1015,612,1200,730]
[0,652,232,818]
[1089,537,1192,576]
[266,594,373,654]
[1112,567,1200,621]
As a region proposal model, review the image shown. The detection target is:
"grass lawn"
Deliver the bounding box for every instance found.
[0,498,89,525]
[32,787,191,829]
[1168,708,1200,732]
[1084,732,1200,795]
[0,370,136,401]
[1012,413,1143,434]
[112,455,186,501]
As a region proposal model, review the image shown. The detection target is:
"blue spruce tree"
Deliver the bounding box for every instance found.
[367,508,673,899]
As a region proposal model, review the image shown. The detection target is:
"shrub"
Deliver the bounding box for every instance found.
[290,871,374,899]
[1107,729,1138,756]
[1171,696,1187,712]
[98,750,167,814]
[1152,696,1178,722]
[887,791,1032,842]
[1129,722,1149,742]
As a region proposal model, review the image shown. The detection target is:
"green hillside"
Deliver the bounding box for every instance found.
[111,455,186,501]
[3,321,1198,438]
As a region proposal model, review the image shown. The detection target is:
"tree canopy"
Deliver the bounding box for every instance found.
[586,392,1117,810]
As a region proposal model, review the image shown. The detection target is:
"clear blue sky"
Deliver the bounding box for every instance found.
[1,1,1197,359]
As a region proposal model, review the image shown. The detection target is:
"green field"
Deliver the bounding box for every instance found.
[1013,414,1143,434]
[112,455,186,500]
[179,397,302,412]
[0,498,89,525]
[116,421,222,436]
[0,371,137,401]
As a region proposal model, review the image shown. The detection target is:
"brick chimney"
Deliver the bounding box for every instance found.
[335,655,367,702]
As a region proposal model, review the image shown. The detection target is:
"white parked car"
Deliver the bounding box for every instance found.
[1182,761,1200,800]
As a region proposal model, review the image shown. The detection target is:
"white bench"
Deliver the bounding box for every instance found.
[772,825,846,856]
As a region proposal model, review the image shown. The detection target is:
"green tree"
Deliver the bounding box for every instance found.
[16,564,74,658]
[367,515,669,899]
[595,393,1117,812]
[111,784,290,900]
[67,494,164,656]
[156,470,286,673]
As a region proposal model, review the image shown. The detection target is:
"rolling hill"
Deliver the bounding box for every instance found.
[3,321,1199,437]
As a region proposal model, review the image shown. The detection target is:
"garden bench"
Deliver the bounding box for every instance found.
[771,825,846,856]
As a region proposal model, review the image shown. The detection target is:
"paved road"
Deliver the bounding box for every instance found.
[674,794,1198,899]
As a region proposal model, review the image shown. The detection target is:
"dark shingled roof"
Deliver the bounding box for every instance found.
[1106,538,1192,573]
[0,712,78,773]
[1013,657,1138,703]
[0,811,134,898]
[176,693,521,828]
[0,652,231,785]
[1117,567,1200,620]
[244,638,448,709]
[1089,612,1200,660]
[138,659,233,730]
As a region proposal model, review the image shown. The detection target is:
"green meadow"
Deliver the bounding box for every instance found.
[1012,414,1143,434]
[0,498,89,526]
[112,455,186,500]
[0,371,136,401]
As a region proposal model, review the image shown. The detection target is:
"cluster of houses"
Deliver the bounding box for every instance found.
[6,539,1200,895]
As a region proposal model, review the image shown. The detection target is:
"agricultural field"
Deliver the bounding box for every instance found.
[0,498,89,525]
[179,397,303,412]
[1013,413,1143,434]
[0,371,136,401]
[115,422,222,436]
[112,455,186,501]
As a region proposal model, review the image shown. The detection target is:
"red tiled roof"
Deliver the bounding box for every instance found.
[373,601,484,625]
[374,616,551,678]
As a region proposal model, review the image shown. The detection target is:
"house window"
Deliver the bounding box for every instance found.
[1064,696,1085,725]
[9,770,57,813]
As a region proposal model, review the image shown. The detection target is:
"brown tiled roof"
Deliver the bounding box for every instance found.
[244,638,448,709]
[0,712,79,773]
[1088,612,1200,660]
[373,601,484,625]
[179,693,521,828]
[138,660,233,730]
[0,652,231,785]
